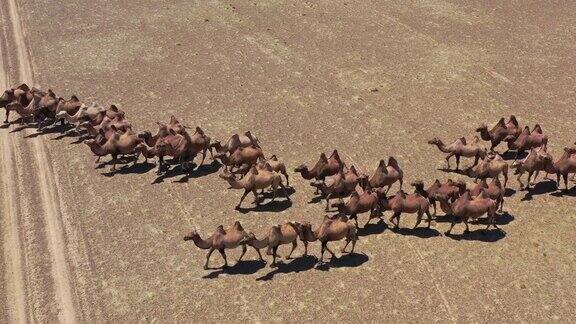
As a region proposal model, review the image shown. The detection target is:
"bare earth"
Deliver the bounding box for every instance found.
[1,0,575,322]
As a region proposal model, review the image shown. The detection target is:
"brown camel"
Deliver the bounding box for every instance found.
[216,145,265,174]
[219,165,290,209]
[211,131,260,155]
[241,222,302,267]
[476,115,520,151]
[143,128,209,174]
[446,190,500,235]
[470,178,505,212]
[294,150,345,191]
[359,157,403,194]
[465,153,509,188]
[183,221,251,269]
[512,147,556,190]
[83,127,147,171]
[138,117,187,147]
[5,100,37,123]
[553,147,576,191]
[425,179,466,215]
[428,136,486,170]
[55,95,82,117]
[311,165,360,211]
[504,125,548,160]
[1,83,36,122]
[332,189,380,228]
[300,215,357,263]
[257,155,289,186]
[382,188,432,230]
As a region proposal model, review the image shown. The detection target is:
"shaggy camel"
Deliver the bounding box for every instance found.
[83,127,147,171]
[465,153,509,188]
[311,165,360,211]
[383,188,432,229]
[1,84,36,122]
[211,131,260,155]
[470,178,505,212]
[476,115,520,151]
[294,150,345,192]
[216,145,265,174]
[144,128,210,174]
[56,105,89,132]
[425,179,466,215]
[359,157,403,193]
[428,136,486,170]
[55,95,83,120]
[183,221,251,269]
[300,215,357,263]
[5,100,37,123]
[35,90,59,126]
[219,165,290,209]
[504,125,548,160]
[257,155,289,186]
[241,222,302,267]
[512,147,556,190]
[138,116,187,147]
[553,147,576,191]
[446,190,500,235]
[332,189,380,228]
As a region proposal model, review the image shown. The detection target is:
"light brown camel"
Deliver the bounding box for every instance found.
[425,179,466,215]
[512,147,556,190]
[211,131,260,155]
[1,84,36,122]
[470,178,505,212]
[55,95,83,116]
[553,147,576,191]
[241,222,302,267]
[143,128,208,174]
[332,189,380,228]
[446,190,500,235]
[219,165,290,209]
[55,105,89,132]
[257,155,289,186]
[504,125,548,160]
[5,100,37,123]
[359,157,403,194]
[138,117,187,147]
[476,115,520,151]
[311,165,360,211]
[216,145,265,173]
[428,136,486,170]
[294,150,345,189]
[382,188,432,229]
[183,221,251,269]
[300,215,357,263]
[83,127,147,171]
[465,153,509,188]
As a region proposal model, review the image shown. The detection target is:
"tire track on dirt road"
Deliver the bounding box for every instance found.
[3,0,89,322]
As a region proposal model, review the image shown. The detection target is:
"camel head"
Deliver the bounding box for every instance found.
[427,137,441,145]
[294,164,308,173]
[475,124,488,132]
[218,170,235,180]
[331,198,346,209]
[410,180,425,191]
[183,229,199,241]
[239,232,257,245]
[565,147,576,155]
[0,89,14,108]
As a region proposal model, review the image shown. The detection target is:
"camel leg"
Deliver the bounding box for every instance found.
[286,241,297,259]
[238,244,247,262]
[455,155,461,171]
[426,210,432,228]
[325,192,332,211]
[157,156,164,175]
[204,248,215,270]
[197,148,207,168]
[218,249,229,268]
[472,154,480,167]
[319,242,326,263]
[463,218,470,234]
[445,152,454,169]
[445,218,456,235]
[236,189,250,209]
[532,170,540,186]
[563,174,569,191]
[503,170,508,188]
[4,110,9,123]
[303,241,308,256]
[350,236,356,253]
[352,214,359,229]
[517,172,525,190]
[431,199,437,216]
[413,212,423,229]
[499,197,504,213]
[254,247,264,262]
[271,246,279,267]
[283,171,290,187]
[111,154,118,171]
[279,181,290,201]
[324,243,336,259]
[341,239,350,253]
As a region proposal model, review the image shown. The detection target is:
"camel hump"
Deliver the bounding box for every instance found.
[216,225,226,233]
[387,156,400,169]
[47,89,56,97]
[458,137,467,145]
[70,95,79,102]
[521,126,530,134]
[233,221,244,231]
[378,159,386,168]
[492,177,501,185]
[461,190,471,200]
[319,153,328,162]
[195,126,204,135]
[330,149,340,159]
[17,83,29,92]
[109,104,119,111]
[263,163,273,172]
[250,166,259,175]
[472,136,480,143]
[532,124,543,134]
[496,117,505,127]
[509,115,519,127]
[170,115,178,123]
[349,165,357,174]
[269,154,278,161]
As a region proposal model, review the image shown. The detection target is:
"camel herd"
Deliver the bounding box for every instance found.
[1,83,576,270]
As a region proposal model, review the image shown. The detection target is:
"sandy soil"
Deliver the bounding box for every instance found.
[1,0,576,322]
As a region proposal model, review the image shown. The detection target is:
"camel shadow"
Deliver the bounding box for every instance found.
[504,188,516,197]
[501,150,527,161]
[24,123,73,138]
[358,219,388,236]
[445,228,506,242]
[315,252,369,271]
[9,122,37,133]
[152,160,221,184]
[51,129,85,141]
[391,226,441,238]
[520,180,557,201]
[433,212,514,226]
[203,260,267,279]
[102,161,156,177]
[307,195,324,204]
[550,186,576,197]
[173,160,223,183]
[236,199,293,214]
[256,255,318,281]
[259,187,296,200]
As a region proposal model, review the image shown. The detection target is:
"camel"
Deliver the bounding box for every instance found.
[1,84,36,122]
[383,188,432,230]
[256,155,289,186]
[476,115,520,151]
[428,136,486,170]
[188,126,213,167]
[241,222,302,267]
[55,95,83,117]
[183,221,251,269]
[359,157,403,194]
[216,145,265,174]
[465,153,509,188]
[504,125,548,160]
[80,102,107,124]
[512,147,556,190]
[143,128,208,174]
[553,147,576,191]
[311,165,360,211]
[294,150,345,190]
[332,189,380,228]
[83,127,147,171]
[470,178,505,212]
[425,179,466,215]
[5,100,37,123]
[138,116,188,147]
[446,190,500,235]
[211,131,260,155]
[35,89,59,126]
[219,164,290,209]
[299,215,357,263]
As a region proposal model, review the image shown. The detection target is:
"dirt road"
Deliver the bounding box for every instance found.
[2,0,576,322]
